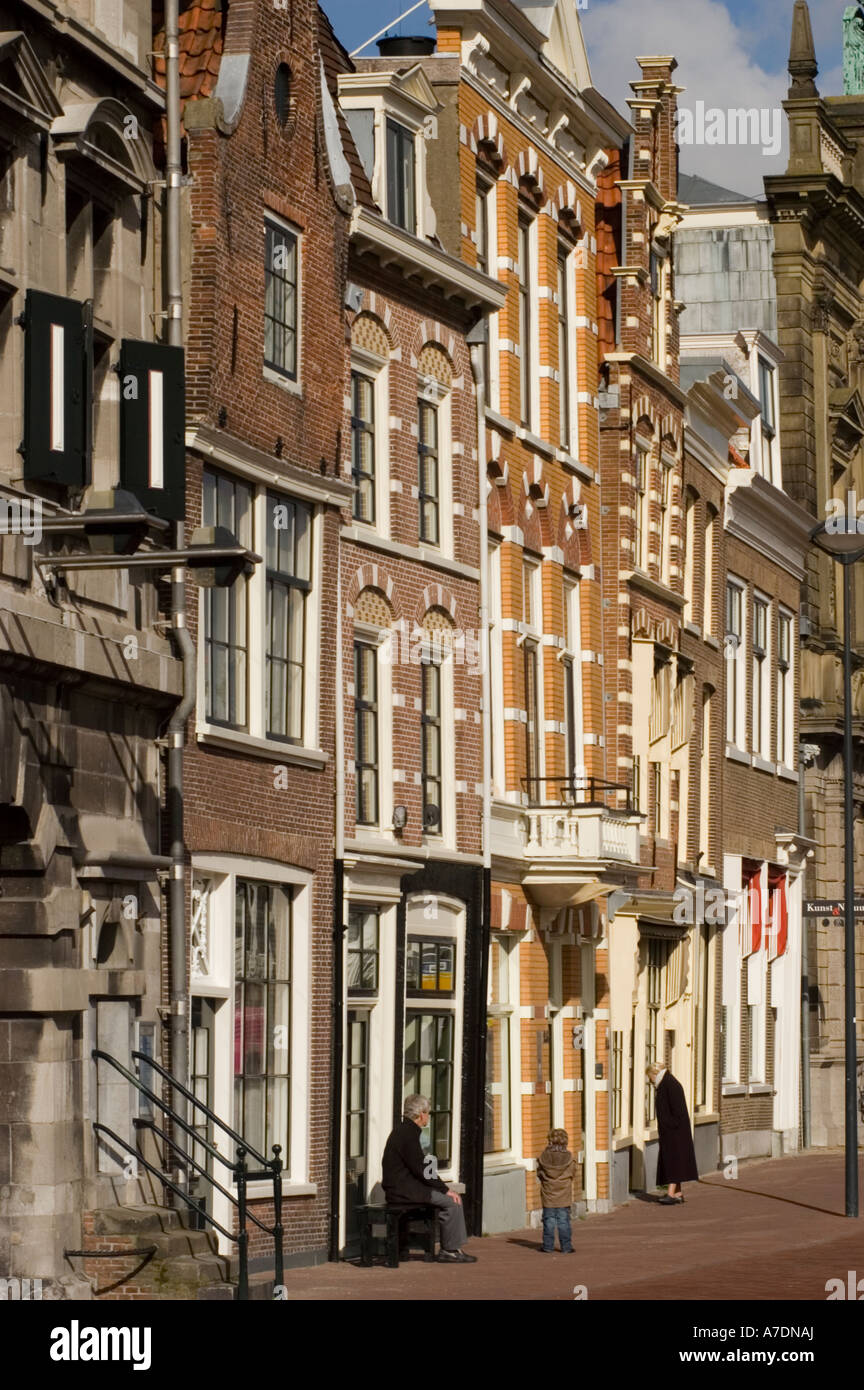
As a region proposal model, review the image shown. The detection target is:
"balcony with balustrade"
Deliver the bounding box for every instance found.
[514,776,644,908]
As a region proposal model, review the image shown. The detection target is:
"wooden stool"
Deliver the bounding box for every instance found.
[357,1204,440,1268]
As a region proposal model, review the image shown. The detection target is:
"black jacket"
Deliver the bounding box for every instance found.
[381,1119,449,1207]
[655,1071,699,1184]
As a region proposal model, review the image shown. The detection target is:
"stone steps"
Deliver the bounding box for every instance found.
[88,1204,235,1300]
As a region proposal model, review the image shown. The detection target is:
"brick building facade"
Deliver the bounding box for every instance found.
[163,0,353,1270]
[427,0,637,1229]
[327,18,504,1250]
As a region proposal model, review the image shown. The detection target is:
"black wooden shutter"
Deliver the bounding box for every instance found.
[119,340,186,522]
[22,289,90,487]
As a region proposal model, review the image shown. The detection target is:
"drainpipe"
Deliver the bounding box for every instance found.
[329,544,346,1261]
[799,741,811,1148]
[469,324,491,1236]
[164,0,191,1112]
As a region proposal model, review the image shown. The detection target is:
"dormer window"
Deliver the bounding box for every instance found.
[386,118,415,233]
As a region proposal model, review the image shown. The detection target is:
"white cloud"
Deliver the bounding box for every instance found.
[581,0,794,196]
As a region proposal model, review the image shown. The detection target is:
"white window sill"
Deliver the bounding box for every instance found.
[263,364,302,397]
[721,1083,746,1096]
[196,724,329,769]
[725,744,750,765]
[751,754,776,775]
[483,1153,533,1173]
[704,634,720,650]
[556,447,595,483]
[777,764,799,782]
[485,406,517,436]
[683,621,701,638]
[517,425,556,459]
[243,1181,317,1200]
[748,1082,773,1095]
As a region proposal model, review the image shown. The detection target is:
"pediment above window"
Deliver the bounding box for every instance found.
[51,97,154,195]
[0,31,64,131]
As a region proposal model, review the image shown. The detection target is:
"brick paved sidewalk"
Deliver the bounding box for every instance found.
[276,1151,864,1301]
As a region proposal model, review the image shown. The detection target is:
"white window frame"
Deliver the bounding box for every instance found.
[189,855,315,1253]
[488,542,506,798]
[353,620,394,837]
[751,592,771,759]
[725,576,746,752]
[263,212,302,396]
[683,488,697,625]
[417,377,454,559]
[419,636,456,847]
[704,505,717,636]
[557,240,578,456]
[721,856,742,1086]
[755,356,779,485]
[197,476,323,758]
[777,607,795,769]
[633,440,650,572]
[484,931,521,1164]
[562,577,585,789]
[521,556,544,802]
[475,174,500,412]
[350,347,390,537]
[517,210,538,430]
[403,895,466,1184]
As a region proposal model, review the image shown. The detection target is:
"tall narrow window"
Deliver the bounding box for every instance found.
[476,179,492,390]
[777,610,793,767]
[704,504,717,635]
[758,357,776,482]
[418,398,439,545]
[485,934,513,1153]
[562,580,583,796]
[633,444,649,570]
[203,470,252,728]
[725,579,744,746]
[650,249,666,365]
[265,493,311,742]
[264,220,299,380]
[658,461,672,580]
[683,488,697,624]
[752,596,769,757]
[698,687,713,866]
[421,659,442,833]
[518,215,532,426]
[347,906,379,994]
[694,922,710,1109]
[523,560,541,802]
[557,248,572,449]
[234,880,291,1159]
[404,1011,453,1165]
[354,642,379,825]
[386,118,415,234]
[651,760,663,837]
[351,372,375,524]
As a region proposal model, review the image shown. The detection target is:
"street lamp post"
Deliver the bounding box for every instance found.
[811,517,863,1218]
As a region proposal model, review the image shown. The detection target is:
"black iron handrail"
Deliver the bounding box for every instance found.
[522,775,635,811]
[91,1050,284,1299]
[133,1118,275,1236]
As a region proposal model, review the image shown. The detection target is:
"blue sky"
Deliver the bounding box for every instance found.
[320,1,851,193]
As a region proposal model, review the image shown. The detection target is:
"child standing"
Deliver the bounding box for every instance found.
[537,1128,576,1253]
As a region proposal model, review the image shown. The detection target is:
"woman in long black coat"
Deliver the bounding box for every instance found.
[647,1063,699,1204]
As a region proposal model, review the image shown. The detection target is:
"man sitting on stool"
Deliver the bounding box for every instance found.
[381,1094,478,1264]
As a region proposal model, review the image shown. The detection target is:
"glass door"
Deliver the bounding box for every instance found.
[345,1009,370,1247]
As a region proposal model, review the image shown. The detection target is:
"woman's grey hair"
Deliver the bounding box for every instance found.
[403,1094,431,1120]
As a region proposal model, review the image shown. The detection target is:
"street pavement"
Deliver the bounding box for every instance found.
[276,1151,864,1300]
